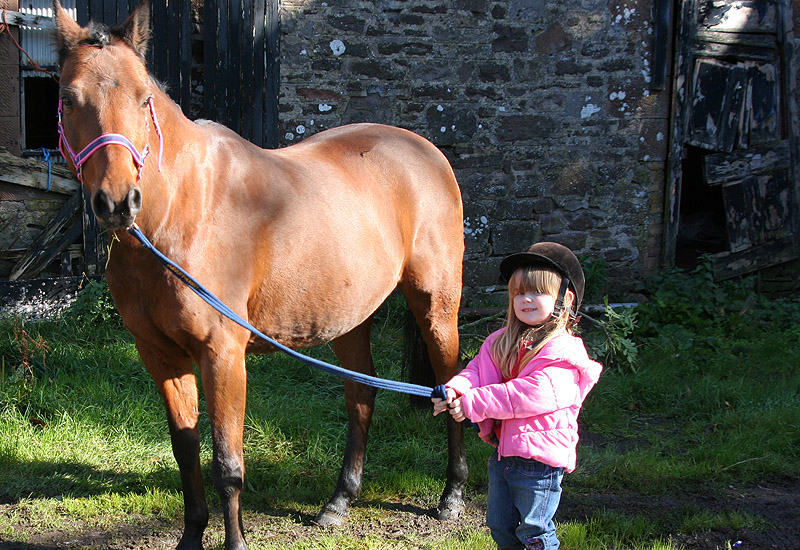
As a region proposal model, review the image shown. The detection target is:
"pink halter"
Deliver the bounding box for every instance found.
[57,96,163,183]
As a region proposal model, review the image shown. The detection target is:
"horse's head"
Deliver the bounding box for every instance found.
[53,0,156,230]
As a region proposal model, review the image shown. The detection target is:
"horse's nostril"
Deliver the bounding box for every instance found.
[92,189,114,220]
[127,187,143,215]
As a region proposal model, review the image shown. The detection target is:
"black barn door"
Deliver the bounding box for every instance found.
[77,0,279,148]
[665,0,799,279]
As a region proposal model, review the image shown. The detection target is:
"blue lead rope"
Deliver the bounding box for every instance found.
[127,224,447,401]
[42,148,52,191]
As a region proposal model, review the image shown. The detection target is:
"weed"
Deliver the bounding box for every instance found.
[580,256,608,303]
[62,279,122,329]
[583,299,639,372]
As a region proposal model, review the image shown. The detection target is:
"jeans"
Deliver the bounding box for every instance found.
[486,451,564,550]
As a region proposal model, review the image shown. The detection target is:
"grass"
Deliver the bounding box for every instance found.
[1,269,799,549]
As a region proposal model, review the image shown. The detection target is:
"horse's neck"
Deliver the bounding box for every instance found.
[134,88,204,245]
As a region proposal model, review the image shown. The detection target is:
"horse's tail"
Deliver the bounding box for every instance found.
[403,306,469,408]
[403,306,438,408]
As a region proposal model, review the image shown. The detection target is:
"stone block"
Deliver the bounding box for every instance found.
[326,13,365,33]
[497,114,556,141]
[478,62,510,83]
[492,24,529,52]
[492,221,542,256]
[535,24,571,53]
[491,198,535,220]
[342,94,392,124]
[349,59,395,80]
[0,28,19,61]
[425,104,478,146]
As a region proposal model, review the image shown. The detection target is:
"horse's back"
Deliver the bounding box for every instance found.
[279,122,463,259]
[282,123,459,199]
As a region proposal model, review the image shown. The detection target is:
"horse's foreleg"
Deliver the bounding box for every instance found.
[199,346,248,550]
[315,319,377,527]
[139,346,208,550]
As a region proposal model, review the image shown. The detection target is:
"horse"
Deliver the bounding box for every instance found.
[52,2,467,549]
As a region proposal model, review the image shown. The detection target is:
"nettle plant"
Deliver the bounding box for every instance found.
[582,302,639,373]
[579,256,800,373]
[64,279,121,329]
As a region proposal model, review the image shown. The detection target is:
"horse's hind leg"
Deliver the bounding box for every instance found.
[315,316,378,527]
[401,277,467,521]
[137,343,209,550]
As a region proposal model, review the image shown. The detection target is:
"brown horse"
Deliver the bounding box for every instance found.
[52,1,466,549]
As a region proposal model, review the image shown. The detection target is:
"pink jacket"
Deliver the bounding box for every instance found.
[447,329,602,472]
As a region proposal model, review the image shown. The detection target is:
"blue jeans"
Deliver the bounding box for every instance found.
[486,451,564,550]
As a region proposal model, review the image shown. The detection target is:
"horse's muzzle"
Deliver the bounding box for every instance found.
[92,186,142,229]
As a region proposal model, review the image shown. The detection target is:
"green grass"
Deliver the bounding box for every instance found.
[1,270,799,549]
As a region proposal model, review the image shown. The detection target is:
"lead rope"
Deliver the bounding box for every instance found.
[126,223,447,401]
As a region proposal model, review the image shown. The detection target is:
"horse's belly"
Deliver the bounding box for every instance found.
[244,269,396,352]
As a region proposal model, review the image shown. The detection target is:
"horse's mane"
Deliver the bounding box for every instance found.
[75,21,151,64]
[69,21,167,95]
[85,22,114,48]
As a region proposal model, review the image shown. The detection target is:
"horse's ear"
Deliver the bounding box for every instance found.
[52,0,86,66]
[117,0,151,61]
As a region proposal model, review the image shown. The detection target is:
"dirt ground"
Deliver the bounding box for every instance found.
[1,477,798,550]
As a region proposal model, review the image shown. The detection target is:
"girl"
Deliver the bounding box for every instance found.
[433,242,602,550]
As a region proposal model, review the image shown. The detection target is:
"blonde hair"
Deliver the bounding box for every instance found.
[490,266,573,379]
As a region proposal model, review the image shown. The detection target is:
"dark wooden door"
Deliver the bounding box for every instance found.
[665,0,799,279]
[77,0,279,148]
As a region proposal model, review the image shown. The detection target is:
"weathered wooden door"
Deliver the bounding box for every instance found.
[665,0,799,279]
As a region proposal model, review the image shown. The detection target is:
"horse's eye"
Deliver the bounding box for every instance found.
[61,96,73,107]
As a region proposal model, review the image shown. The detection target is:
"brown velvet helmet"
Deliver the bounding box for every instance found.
[499,242,586,315]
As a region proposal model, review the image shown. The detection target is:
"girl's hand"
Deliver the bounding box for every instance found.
[431,387,458,417]
[447,397,466,423]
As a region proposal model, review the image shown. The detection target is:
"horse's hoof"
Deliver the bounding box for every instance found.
[176,536,204,550]
[436,499,465,522]
[313,507,348,527]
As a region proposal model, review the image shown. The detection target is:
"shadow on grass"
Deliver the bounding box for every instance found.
[0,515,182,550]
[0,456,177,505]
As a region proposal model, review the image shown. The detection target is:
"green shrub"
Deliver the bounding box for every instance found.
[583,300,639,372]
[63,279,121,329]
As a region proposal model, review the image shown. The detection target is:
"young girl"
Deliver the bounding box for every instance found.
[433,242,602,550]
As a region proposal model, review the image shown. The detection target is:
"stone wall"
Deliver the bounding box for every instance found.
[278,0,669,304]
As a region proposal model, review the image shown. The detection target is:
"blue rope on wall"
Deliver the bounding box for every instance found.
[41,148,52,191]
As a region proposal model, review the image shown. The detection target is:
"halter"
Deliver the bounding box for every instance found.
[57,96,163,183]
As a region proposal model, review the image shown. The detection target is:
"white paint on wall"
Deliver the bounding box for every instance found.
[464,216,489,237]
[330,39,346,56]
[581,103,601,118]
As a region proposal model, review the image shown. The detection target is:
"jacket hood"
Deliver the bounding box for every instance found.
[529,333,602,398]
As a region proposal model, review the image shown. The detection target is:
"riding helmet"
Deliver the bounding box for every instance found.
[499,242,586,315]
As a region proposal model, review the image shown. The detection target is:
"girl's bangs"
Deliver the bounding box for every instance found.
[510,266,562,296]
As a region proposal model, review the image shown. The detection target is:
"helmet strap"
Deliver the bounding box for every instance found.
[552,277,575,321]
